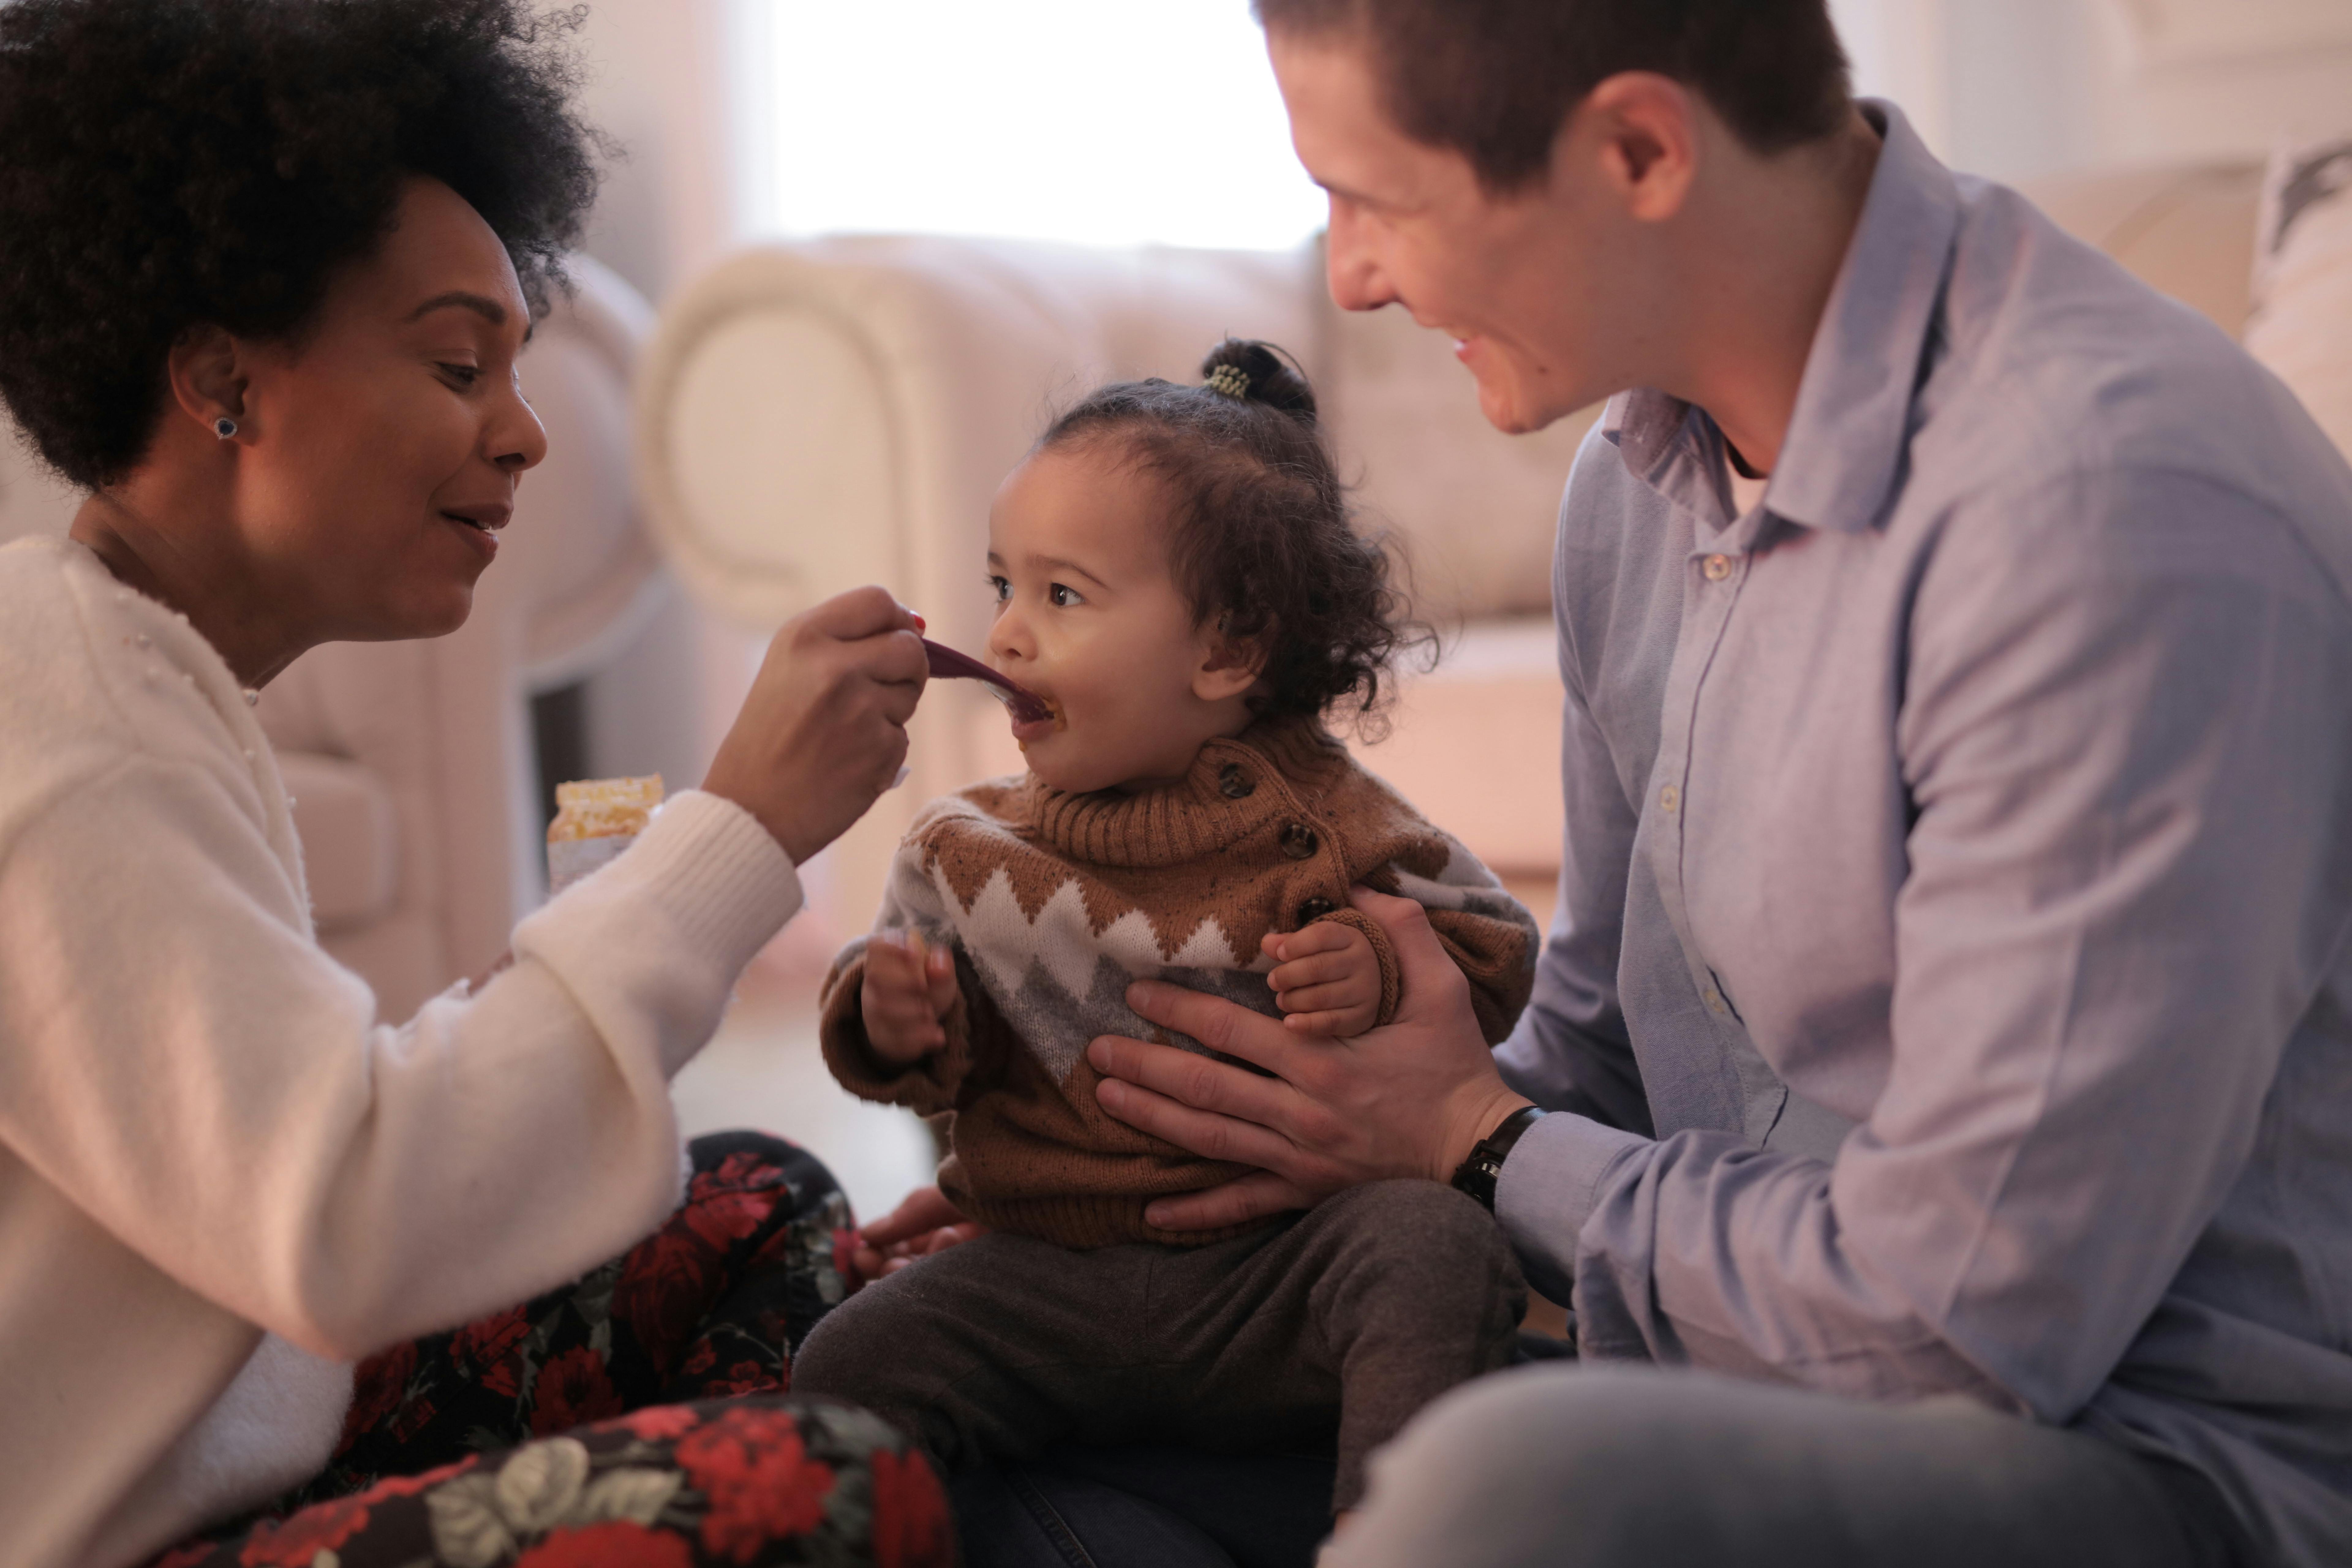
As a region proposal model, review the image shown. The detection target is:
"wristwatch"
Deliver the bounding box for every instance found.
[1449,1105,1547,1211]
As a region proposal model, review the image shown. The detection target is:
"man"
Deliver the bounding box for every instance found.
[1084,2,2352,1564]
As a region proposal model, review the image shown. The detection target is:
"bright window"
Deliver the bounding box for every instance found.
[735,0,1327,251]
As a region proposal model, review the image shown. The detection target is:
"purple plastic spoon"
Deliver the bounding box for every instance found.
[922,638,1056,726]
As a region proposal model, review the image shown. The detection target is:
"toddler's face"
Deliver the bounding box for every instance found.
[984,444,1259,793]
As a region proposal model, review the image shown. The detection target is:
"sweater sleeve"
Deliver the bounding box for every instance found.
[1353,840,1542,1045]
[1428,899,1542,1045]
[0,763,800,1363]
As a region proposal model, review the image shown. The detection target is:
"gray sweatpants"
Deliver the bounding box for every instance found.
[1325,1362,2247,1568]
[790,1179,1526,1510]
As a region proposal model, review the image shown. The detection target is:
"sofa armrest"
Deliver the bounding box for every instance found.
[636,235,1323,646]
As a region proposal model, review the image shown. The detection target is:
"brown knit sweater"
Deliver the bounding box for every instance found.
[818,719,1539,1250]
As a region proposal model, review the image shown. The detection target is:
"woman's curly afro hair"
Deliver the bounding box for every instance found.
[1041,338,1433,739]
[0,0,604,489]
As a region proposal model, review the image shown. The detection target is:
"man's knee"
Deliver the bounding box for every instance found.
[1326,1363,1750,1561]
[1382,1363,1691,1493]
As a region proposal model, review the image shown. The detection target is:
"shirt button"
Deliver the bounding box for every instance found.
[1659,784,1681,814]
[1279,822,1319,860]
[1703,985,1727,1014]
[1703,554,1733,582]
[1296,895,1338,923]
[1219,763,1255,800]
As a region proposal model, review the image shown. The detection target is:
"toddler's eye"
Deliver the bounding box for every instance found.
[988,575,1010,604]
[1049,582,1085,608]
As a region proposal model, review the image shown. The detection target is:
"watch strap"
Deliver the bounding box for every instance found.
[1449,1104,1547,1211]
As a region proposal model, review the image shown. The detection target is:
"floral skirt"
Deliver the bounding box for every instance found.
[150,1132,953,1568]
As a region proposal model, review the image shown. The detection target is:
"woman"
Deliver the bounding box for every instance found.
[0,3,950,1565]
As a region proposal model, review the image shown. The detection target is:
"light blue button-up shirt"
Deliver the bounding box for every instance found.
[1493,102,2352,1565]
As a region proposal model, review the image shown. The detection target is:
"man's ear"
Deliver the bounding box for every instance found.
[165,324,252,442]
[1193,617,1268,703]
[1568,71,1700,224]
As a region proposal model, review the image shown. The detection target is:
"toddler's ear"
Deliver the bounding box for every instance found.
[1192,621,1267,703]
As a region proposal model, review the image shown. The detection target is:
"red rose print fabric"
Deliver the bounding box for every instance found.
[147,1136,949,1567]
[158,1399,948,1568]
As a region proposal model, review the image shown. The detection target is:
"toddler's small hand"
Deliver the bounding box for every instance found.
[1263,918,1382,1037]
[861,931,959,1063]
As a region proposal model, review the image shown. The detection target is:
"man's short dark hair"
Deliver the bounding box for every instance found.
[1254,0,1853,192]
[0,0,604,490]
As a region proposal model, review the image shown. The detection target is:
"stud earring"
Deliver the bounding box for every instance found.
[213,416,238,440]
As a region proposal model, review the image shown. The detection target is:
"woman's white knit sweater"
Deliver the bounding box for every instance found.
[0,538,804,1568]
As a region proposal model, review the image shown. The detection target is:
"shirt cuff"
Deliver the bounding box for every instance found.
[1495,1111,1650,1304]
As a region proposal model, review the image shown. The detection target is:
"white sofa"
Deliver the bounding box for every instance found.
[635,162,2269,936]
[0,255,670,1018]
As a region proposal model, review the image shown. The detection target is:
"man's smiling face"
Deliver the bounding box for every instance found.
[1269,28,1637,436]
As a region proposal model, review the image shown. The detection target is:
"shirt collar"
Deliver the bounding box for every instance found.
[1601,100,1963,535]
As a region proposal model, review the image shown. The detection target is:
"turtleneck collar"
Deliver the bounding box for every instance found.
[1020,715,1354,869]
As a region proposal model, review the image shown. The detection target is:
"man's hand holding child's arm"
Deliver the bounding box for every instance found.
[859,931,959,1064]
[1263,920,1382,1036]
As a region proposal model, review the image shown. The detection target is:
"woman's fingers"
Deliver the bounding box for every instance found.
[921,1223,982,1255]
[701,586,929,863]
[804,583,922,642]
[1143,1170,1316,1232]
[858,1183,968,1248]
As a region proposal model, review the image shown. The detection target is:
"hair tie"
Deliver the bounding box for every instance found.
[1204,364,1253,399]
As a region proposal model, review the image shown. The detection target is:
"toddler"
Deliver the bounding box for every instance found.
[791,340,1538,1516]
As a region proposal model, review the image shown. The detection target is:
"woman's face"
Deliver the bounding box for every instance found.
[227,177,547,644]
[983,444,1257,795]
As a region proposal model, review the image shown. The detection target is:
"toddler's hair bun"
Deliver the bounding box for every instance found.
[1200,338,1318,424]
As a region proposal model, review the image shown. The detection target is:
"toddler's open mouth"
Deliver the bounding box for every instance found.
[1010,704,1063,749]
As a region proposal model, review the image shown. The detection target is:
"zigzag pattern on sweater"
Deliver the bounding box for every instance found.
[882,854,1282,1083]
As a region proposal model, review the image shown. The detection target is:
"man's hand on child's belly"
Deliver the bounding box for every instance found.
[1088,887,1531,1234]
